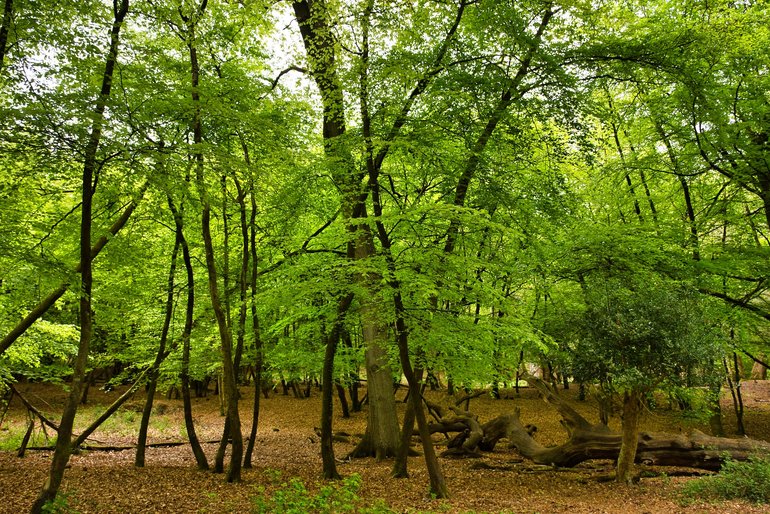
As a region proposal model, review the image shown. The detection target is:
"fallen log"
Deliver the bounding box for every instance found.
[424,374,770,470]
[496,407,770,470]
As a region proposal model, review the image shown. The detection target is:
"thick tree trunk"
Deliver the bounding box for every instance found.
[616,391,642,483]
[31,3,129,511]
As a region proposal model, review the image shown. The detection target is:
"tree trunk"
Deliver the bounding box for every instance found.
[319,297,352,479]
[31,2,129,510]
[616,390,642,483]
[751,357,768,380]
[136,235,180,467]
[0,0,13,73]
[293,0,401,460]
[243,185,262,469]
[724,354,746,436]
[185,0,242,481]
[168,197,208,470]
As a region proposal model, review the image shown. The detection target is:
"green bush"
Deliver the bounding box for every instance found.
[680,456,770,504]
[252,473,393,513]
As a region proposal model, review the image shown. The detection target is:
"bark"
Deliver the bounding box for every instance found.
[616,390,642,483]
[31,2,129,511]
[0,0,12,73]
[0,183,146,357]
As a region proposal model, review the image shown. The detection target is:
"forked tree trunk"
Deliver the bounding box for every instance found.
[293,0,401,460]
[31,2,129,511]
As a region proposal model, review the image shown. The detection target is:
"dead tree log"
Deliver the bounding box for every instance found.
[424,375,770,470]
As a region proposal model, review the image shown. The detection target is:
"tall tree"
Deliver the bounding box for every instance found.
[31,0,130,510]
[183,0,244,483]
[292,0,401,460]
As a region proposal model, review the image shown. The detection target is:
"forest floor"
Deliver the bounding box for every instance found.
[1,380,770,513]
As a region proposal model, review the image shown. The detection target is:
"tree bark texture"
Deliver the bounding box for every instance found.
[616,390,642,483]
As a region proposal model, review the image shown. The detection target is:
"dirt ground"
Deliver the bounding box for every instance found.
[1,380,769,513]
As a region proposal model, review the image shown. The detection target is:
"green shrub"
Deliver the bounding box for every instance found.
[252,473,393,513]
[680,456,770,504]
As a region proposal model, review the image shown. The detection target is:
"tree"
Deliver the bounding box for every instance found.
[566,227,721,483]
[31,0,130,510]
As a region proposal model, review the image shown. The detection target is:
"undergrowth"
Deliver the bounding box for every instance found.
[252,472,394,513]
[679,456,770,504]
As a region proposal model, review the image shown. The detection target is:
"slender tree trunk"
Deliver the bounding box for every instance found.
[243,188,262,468]
[616,390,642,484]
[654,120,700,260]
[135,235,180,467]
[0,0,13,73]
[185,1,242,482]
[725,352,746,436]
[172,199,209,470]
[31,2,129,511]
[71,367,150,449]
[319,296,353,479]
[709,379,724,437]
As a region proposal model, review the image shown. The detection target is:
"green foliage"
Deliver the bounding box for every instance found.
[1,320,79,382]
[680,457,770,505]
[41,491,77,514]
[252,473,393,514]
[663,385,717,425]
